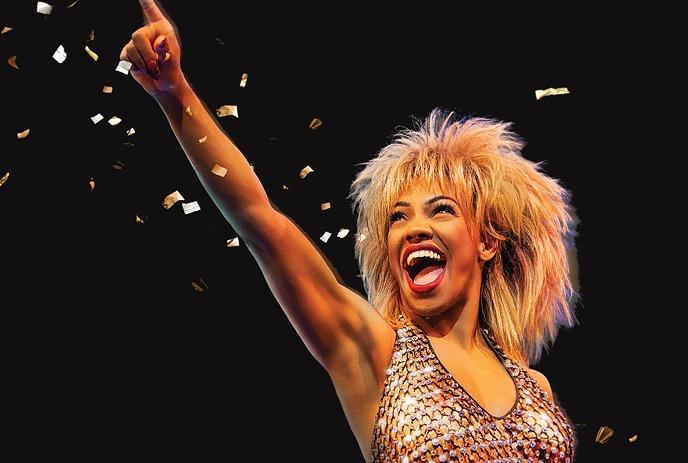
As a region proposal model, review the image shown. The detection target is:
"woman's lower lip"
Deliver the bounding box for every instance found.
[405,267,446,293]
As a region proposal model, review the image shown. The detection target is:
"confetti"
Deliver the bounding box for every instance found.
[337,228,350,238]
[227,237,240,247]
[357,233,367,242]
[185,105,193,116]
[162,190,184,209]
[299,165,314,179]
[17,128,30,139]
[67,0,79,7]
[0,172,9,188]
[628,435,638,443]
[89,178,95,191]
[91,113,104,124]
[7,56,19,70]
[211,163,227,177]
[86,29,94,42]
[36,2,54,15]
[320,202,331,210]
[320,231,332,243]
[216,105,238,118]
[190,278,208,292]
[52,45,67,64]
[135,215,146,223]
[108,116,122,126]
[112,160,125,170]
[198,135,208,144]
[240,73,248,87]
[115,60,132,75]
[282,184,290,190]
[102,85,113,93]
[182,201,201,215]
[595,426,614,444]
[1,26,13,34]
[84,45,98,61]
[126,128,135,136]
[162,52,170,62]
[535,87,570,100]
[309,117,322,130]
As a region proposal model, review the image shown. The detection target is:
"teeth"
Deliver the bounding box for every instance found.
[406,249,443,268]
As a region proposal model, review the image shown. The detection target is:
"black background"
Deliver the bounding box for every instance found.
[1,1,651,461]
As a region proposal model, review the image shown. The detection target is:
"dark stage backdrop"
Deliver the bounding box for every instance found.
[1,2,649,461]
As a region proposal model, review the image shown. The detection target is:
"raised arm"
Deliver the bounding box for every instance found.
[120,1,392,371]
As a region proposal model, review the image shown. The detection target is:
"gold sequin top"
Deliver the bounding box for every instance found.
[371,316,575,463]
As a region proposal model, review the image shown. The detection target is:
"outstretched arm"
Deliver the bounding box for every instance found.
[119,1,392,371]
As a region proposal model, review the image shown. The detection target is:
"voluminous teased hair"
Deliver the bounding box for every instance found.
[349,109,578,365]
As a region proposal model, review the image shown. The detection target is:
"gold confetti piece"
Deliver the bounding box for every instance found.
[86,29,94,42]
[112,160,125,170]
[198,135,208,144]
[320,231,332,243]
[162,190,184,209]
[226,237,240,247]
[0,172,9,188]
[17,128,30,139]
[357,233,367,242]
[135,215,146,223]
[628,434,638,443]
[282,184,290,190]
[182,201,201,215]
[67,0,79,7]
[163,52,170,62]
[309,117,322,130]
[115,60,132,75]
[91,113,104,124]
[337,228,350,238]
[1,26,13,34]
[52,45,67,64]
[190,278,208,292]
[37,2,54,15]
[535,87,570,100]
[185,105,193,116]
[89,178,95,191]
[211,163,227,177]
[108,116,122,126]
[240,73,248,87]
[8,56,19,70]
[84,45,98,61]
[320,202,331,210]
[126,127,135,136]
[595,426,614,444]
[216,105,238,118]
[102,85,113,93]
[299,165,314,179]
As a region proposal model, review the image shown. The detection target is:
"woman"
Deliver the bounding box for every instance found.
[122,2,578,461]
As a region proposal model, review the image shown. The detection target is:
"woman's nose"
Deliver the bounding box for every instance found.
[405,221,433,242]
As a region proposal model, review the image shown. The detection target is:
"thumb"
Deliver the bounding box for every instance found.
[154,35,170,63]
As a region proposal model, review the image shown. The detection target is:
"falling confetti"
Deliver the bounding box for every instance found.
[0,172,9,188]
[535,87,570,100]
[1,26,13,34]
[182,201,201,215]
[299,165,314,179]
[320,202,331,210]
[190,279,208,292]
[162,190,184,209]
[36,2,54,15]
[337,228,350,238]
[628,435,638,443]
[17,128,30,139]
[112,160,125,170]
[102,85,113,93]
[357,233,367,242]
[52,45,67,64]
[320,231,332,243]
[91,113,103,124]
[108,116,122,126]
[135,215,146,223]
[67,0,79,7]
[216,105,238,118]
[198,135,208,144]
[282,184,290,190]
[115,60,132,75]
[240,73,248,87]
[595,426,614,444]
[86,29,94,42]
[185,105,193,116]
[84,45,98,61]
[7,56,19,70]
[162,52,170,62]
[211,163,227,177]
[227,237,240,247]
[126,128,135,136]
[309,117,322,130]
[89,178,95,191]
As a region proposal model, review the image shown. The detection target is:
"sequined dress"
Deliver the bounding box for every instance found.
[371,316,575,463]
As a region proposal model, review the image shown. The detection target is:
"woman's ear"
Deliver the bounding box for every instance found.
[478,240,497,263]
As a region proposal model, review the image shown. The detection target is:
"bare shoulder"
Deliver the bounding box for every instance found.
[527,368,554,397]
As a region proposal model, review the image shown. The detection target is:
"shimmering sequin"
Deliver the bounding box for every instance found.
[371,316,575,462]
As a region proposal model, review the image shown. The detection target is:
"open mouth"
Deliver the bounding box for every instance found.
[403,248,447,288]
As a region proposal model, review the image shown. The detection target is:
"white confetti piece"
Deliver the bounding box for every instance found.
[0,172,9,188]
[115,60,132,75]
[357,233,367,242]
[239,73,248,87]
[17,128,30,139]
[320,202,331,210]
[84,45,98,61]
[226,237,240,247]
[198,135,208,143]
[135,215,146,223]
[211,163,227,177]
[126,127,135,136]
[89,178,95,191]
[216,105,238,118]
[191,278,208,292]
[102,85,113,93]
[86,29,94,42]
[52,45,67,64]
[67,0,79,8]
[337,228,350,238]
[299,165,314,179]
[309,117,322,129]
[36,2,53,14]
[1,26,13,34]
[162,190,184,209]
[629,435,638,443]
[319,231,332,243]
[282,184,290,190]
[535,87,570,100]
[112,160,125,170]
[91,113,104,124]
[108,116,122,126]
[182,201,201,215]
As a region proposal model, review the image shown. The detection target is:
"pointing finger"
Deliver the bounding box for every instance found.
[139,0,165,24]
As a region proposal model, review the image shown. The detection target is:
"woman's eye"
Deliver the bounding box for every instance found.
[433,204,455,215]
[388,211,405,222]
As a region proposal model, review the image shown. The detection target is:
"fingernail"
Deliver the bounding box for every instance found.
[158,36,167,50]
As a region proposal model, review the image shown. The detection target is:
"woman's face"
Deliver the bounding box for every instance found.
[387,183,490,319]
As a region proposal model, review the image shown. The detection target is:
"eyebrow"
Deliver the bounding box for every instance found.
[392,195,458,208]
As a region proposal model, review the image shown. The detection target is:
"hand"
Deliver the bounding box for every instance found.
[119,0,184,98]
